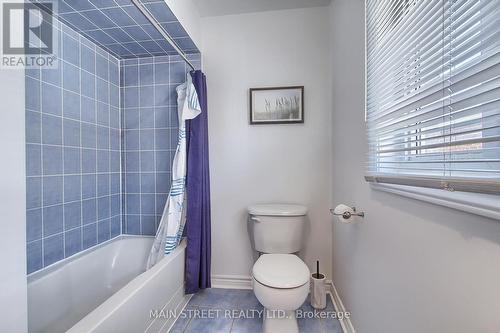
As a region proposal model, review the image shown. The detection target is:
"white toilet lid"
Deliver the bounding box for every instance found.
[253,254,310,289]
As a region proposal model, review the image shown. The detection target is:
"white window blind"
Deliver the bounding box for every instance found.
[365,0,500,194]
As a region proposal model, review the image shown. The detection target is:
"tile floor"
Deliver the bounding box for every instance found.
[169,288,343,333]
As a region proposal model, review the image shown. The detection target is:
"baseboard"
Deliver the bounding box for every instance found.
[211,274,253,290]
[328,280,355,333]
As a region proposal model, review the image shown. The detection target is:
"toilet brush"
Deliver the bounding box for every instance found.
[310,260,326,309]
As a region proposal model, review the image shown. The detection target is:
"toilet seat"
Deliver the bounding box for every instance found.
[253,254,309,289]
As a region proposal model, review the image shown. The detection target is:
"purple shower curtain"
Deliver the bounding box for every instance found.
[185,70,211,294]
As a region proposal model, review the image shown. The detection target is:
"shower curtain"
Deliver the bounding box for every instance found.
[185,70,211,293]
[146,74,201,269]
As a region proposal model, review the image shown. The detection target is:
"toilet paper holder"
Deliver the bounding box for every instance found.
[330,206,365,219]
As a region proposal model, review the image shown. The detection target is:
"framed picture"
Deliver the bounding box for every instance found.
[249,86,304,124]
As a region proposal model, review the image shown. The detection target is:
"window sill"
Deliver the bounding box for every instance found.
[370,183,500,221]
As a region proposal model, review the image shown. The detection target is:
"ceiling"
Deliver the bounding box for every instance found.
[193,0,332,17]
[33,0,199,58]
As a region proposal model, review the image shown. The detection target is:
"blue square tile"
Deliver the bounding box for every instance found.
[123,6,150,25]
[122,26,150,41]
[174,38,197,51]
[27,240,42,274]
[82,199,97,225]
[97,174,110,197]
[140,86,154,107]
[126,194,140,214]
[124,87,139,108]
[162,22,188,39]
[81,9,116,29]
[110,85,119,108]
[111,194,121,216]
[97,79,109,104]
[81,71,96,98]
[184,316,232,333]
[64,175,81,202]
[110,107,120,129]
[64,147,81,174]
[63,33,79,66]
[154,85,169,106]
[139,64,153,85]
[144,2,176,22]
[155,151,170,173]
[81,96,96,123]
[64,227,82,257]
[141,194,155,214]
[125,151,139,172]
[156,173,171,193]
[125,215,140,234]
[26,77,41,111]
[231,317,263,333]
[154,63,169,84]
[82,149,97,173]
[125,130,139,150]
[26,111,41,144]
[110,150,120,172]
[155,129,169,149]
[123,65,138,86]
[154,193,165,214]
[63,62,80,93]
[141,215,156,235]
[97,150,109,172]
[110,129,120,151]
[41,83,62,115]
[27,209,42,242]
[140,151,155,172]
[63,0,95,11]
[98,219,110,243]
[63,90,80,120]
[98,197,110,220]
[97,103,110,127]
[43,176,63,206]
[96,55,109,80]
[42,114,62,145]
[111,215,120,237]
[97,126,109,149]
[141,129,155,150]
[81,45,96,73]
[104,26,134,43]
[64,201,81,230]
[125,108,140,129]
[43,204,63,237]
[81,123,97,148]
[26,177,42,209]
[154,106,169,128]
[126,173,140,193]
[82,223,97,249]
[42,146,63,176]
[140,107,155,129]
[63,119,80,146]
[111,173,120,194]
[169,62,186,84]
[26,144,41,176]
[82,174,96,199]
[60,12,97,31]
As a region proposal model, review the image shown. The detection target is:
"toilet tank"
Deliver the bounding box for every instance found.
[248,204,308,254]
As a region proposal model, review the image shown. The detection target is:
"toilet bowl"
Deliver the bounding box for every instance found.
[252,253,310,333]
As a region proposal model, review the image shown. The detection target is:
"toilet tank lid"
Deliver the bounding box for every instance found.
[253,254,310,288]
[247,204,308,216]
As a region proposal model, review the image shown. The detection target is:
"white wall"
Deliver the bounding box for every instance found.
[202,8,333,280]
[0,67,27,330]
[330,1,500,332]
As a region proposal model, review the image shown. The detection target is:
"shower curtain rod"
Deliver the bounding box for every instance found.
[131,0,196,71]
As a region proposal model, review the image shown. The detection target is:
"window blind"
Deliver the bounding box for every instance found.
[365,0,500,194]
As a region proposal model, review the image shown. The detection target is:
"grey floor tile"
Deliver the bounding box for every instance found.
[298,317,325,333]
[236,290,263,310]
[184,316,233,333]
[322,318,343,333]
[169,306,196,333]
[230,317,263,333]
[193,288,249,310]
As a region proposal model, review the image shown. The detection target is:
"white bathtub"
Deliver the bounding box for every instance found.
[28,235,189,333]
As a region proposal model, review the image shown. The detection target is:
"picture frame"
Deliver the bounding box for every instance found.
[249,86,304,125]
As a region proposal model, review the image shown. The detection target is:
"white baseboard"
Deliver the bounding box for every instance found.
[328,280,355,333]
[211,274,253,290]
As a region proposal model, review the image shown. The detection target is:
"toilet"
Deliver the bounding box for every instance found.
[248,204,310,333]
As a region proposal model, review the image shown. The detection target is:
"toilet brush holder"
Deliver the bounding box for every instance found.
[310,272,326,309]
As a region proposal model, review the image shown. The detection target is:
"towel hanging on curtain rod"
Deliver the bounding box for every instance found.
[131,0,196,71]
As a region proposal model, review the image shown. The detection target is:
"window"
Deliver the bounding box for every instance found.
[365,0,500,194]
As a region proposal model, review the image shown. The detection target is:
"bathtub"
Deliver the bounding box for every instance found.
[28,235,189,333]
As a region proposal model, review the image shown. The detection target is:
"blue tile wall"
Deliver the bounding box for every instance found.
[121,54,200,236]
[25,17,122,274]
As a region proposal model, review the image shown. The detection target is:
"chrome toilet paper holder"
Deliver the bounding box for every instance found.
[330,206,365,219]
